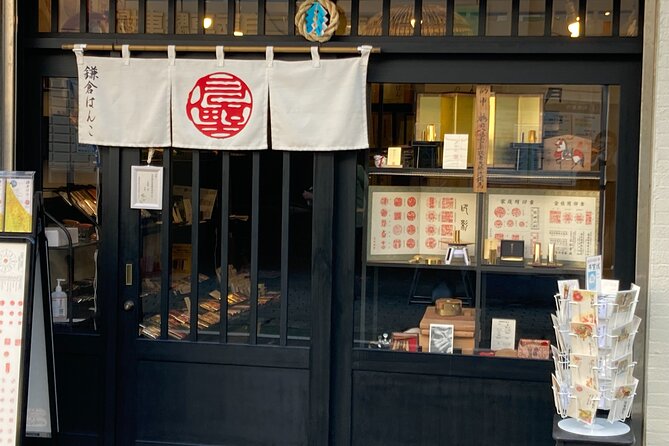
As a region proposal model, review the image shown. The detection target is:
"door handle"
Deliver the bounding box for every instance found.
[123,300,135,311]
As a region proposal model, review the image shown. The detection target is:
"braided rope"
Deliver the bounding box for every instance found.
[295,0,340,43]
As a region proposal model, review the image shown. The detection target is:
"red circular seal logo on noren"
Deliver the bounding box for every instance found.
[187,72,253,139]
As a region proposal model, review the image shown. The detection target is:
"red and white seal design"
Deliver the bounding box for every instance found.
[187,72,253,139]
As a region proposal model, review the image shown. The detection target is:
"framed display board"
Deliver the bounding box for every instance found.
[367,186,477,261]
[0,184,58,443]
[486,189,599,263]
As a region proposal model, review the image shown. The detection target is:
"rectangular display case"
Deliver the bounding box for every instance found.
[356,82,617,359]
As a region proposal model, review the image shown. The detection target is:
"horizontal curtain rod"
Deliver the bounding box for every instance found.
[61,44,380,54]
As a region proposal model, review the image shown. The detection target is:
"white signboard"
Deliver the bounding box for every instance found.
[486,190,598,262]
[368,187,477,258]
[0,242,28,443]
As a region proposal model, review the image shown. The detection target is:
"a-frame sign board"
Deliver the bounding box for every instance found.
[0,189,58,444]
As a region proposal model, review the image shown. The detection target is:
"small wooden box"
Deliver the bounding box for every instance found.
[419,306,476,355]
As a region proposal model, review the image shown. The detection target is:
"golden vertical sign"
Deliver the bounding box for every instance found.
[473,86,491,192]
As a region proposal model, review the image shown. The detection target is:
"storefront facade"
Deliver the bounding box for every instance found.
[9,0,659,444]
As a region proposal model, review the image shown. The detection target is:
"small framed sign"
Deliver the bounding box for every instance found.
[500,239,525,265]
[130,165,163,210]
[428,323,454,354]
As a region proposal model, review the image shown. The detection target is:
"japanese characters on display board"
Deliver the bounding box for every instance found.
[367,187,477,259]
[486,191,598,262]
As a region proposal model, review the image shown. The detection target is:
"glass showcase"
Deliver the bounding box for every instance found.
[357,83,619,359]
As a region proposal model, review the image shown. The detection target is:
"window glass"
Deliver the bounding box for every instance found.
[586,0,613,36]
[518,0,545,36]
[486,0,512,36]
[42,77,100,333]
[176,0,199,34]
[420,0,446,36]
[359,0,383,35]
[146,0,168,33]
[389,0,415,36]
[335,0,353,35]
[234,0,259,36]
[205,0,229,34]
[620,0,638,37]
[59,0,80,32]
[551,0,579,37]
[88,0,110,32]
[265,0,289,35]
[116,0,139,32]
[358,83,619,359]
[39,0,52,32]
[454,0,478,35]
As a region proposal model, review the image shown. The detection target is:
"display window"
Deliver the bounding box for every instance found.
[357,83,620,358]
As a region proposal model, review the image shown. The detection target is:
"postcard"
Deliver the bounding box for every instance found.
[570,322,598,356]
[567,384,599,425]
[611,316,641,360]
[607,378,638,423]
[611,284,640,329]
[570,289,597,325]
[570,354,598,389]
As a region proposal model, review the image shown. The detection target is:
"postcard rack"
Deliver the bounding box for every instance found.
[551,278,639,435]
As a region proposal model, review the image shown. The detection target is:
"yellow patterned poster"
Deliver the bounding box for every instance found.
[4,175,34,233]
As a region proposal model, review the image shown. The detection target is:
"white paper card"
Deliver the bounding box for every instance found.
[586,255,602,292]
[490,318,516,351]
[442,134,469,170]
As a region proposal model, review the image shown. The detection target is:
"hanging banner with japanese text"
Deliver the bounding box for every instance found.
[171,57,269,150]
[269,46,371,151]
[74,47,171,147]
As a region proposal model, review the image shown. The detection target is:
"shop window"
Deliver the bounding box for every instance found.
[486,0,512,36]
[265,0,289,35]
[234,0,259,36]
[116,0,138,32]
[335,0,353,35]
[551,0,579,36]
[454,0,479,35]
[204,0,229,35]
[176,0,200,34]
[88,0,110,32]
[518,0,545,36]
[359,83,620,359]
[58,0,81,32]
[37,0,639,38]
[358,0,383,35]
[585,0,613,36]
[146,0,169,33]
[39,0,52,32]
[620,0,638,36]
[42,77,100,333]
[137,150,313,345]
[421,0,446,36]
